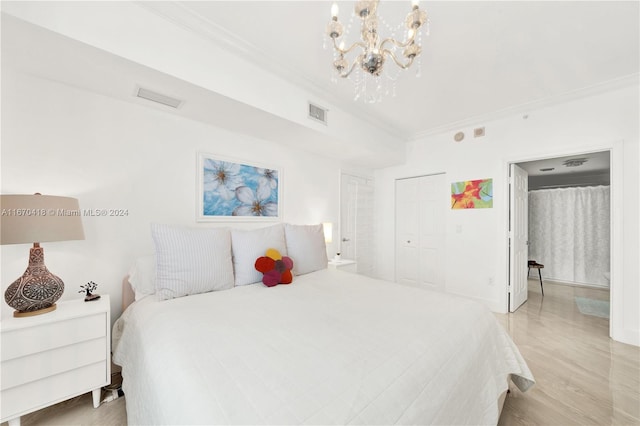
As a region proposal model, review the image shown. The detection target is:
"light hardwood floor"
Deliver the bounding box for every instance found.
[5,279,638,425]
[497,279,639,425]
[1,392,127,426]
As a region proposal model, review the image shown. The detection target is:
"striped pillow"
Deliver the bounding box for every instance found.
[151,224,234,300]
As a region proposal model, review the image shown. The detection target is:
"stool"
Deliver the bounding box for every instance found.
[527,261,544,296]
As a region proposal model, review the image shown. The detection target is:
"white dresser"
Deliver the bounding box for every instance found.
[0,295,111,426]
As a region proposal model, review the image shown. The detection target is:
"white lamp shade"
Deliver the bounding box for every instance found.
[323,222,333,243]
[1,194,85,245]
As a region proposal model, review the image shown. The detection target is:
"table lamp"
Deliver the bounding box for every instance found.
[323,222,335,260]
[1,194,85,317]
[322,222,333,244]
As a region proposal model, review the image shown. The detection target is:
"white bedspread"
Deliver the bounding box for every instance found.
[113,269,534,425]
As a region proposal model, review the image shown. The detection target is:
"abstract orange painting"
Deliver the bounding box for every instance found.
[451,178,493,209]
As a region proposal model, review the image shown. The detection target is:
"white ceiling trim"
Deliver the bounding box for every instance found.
[135,1,411,140]
[408,73,640,141]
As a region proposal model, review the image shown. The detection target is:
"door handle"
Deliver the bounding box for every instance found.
[342,237,350,242]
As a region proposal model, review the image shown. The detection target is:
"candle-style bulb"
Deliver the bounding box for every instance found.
[331,3,339,18]
[411,0,420,8]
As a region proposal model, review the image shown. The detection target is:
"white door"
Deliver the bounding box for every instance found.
[340,175,357,261]
[340,173,375,276]
[396,174,445,291]
[509,164,529,312]
[396,178,420,286]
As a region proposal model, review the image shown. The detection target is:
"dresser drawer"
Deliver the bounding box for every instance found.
[1,313,106,361]
[1,361,107,420]
[1,337,107,391]
[0,296,110,424]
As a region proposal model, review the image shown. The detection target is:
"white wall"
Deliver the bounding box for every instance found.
[2,1,637,346]
[374,85,639,346]
[1,2,406,167]
[0,70,344,322]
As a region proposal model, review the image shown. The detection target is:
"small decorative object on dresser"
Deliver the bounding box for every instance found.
[0,295,111,426]
[79,281,101,301]
[0,193,85,317]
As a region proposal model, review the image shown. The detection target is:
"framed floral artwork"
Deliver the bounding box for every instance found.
[197,153,282,221]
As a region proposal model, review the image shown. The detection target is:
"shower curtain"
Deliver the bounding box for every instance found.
[528,186,610,287]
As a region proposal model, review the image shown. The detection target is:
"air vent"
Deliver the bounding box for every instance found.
[308,102,328,125]
[135,87,183,109]
[563,158,588,167]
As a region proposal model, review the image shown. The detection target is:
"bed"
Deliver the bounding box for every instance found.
[112,223,534,425]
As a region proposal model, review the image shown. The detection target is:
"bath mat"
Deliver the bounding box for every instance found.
[575,297,610,319]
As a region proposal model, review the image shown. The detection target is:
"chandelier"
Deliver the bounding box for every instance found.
[325,0,428,102]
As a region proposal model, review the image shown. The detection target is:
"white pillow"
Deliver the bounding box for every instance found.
[284,223,328,275]
[151,224,234,300]
[231,224,287,286]
[128,254,156,301]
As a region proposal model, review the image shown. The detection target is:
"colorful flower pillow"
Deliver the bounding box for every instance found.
[254,248,293,287]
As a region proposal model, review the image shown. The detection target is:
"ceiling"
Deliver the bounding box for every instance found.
[519,150,611,189]
[518,150,610,177]
[148,1,640,138]
[1,1,638,169]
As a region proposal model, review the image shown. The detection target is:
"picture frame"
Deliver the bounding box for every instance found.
[197,153,282,222]
[451,178,493,209]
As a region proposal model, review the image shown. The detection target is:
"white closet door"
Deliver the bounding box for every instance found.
[396,178,420,286]
[419,175,445,289]
[395,174,446,291]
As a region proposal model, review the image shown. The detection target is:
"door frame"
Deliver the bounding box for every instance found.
[503,142,622,340]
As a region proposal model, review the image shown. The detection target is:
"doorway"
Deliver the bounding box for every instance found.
[508,150,613,318]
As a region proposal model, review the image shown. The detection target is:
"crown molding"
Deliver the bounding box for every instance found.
[129,3,639,145]
[134,1,410,141]
[409,73,640,141]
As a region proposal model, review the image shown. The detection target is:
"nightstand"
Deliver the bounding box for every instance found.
[328,259,357,273]
[1,295,111,426]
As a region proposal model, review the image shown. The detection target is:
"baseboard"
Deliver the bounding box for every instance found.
[540,278,610,290]
[612,328,640,347]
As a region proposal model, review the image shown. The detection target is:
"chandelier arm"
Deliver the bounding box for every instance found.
[332,37,367,55]
[383,49,416,70]
[380,34,416,51]
[337,59,360,78]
